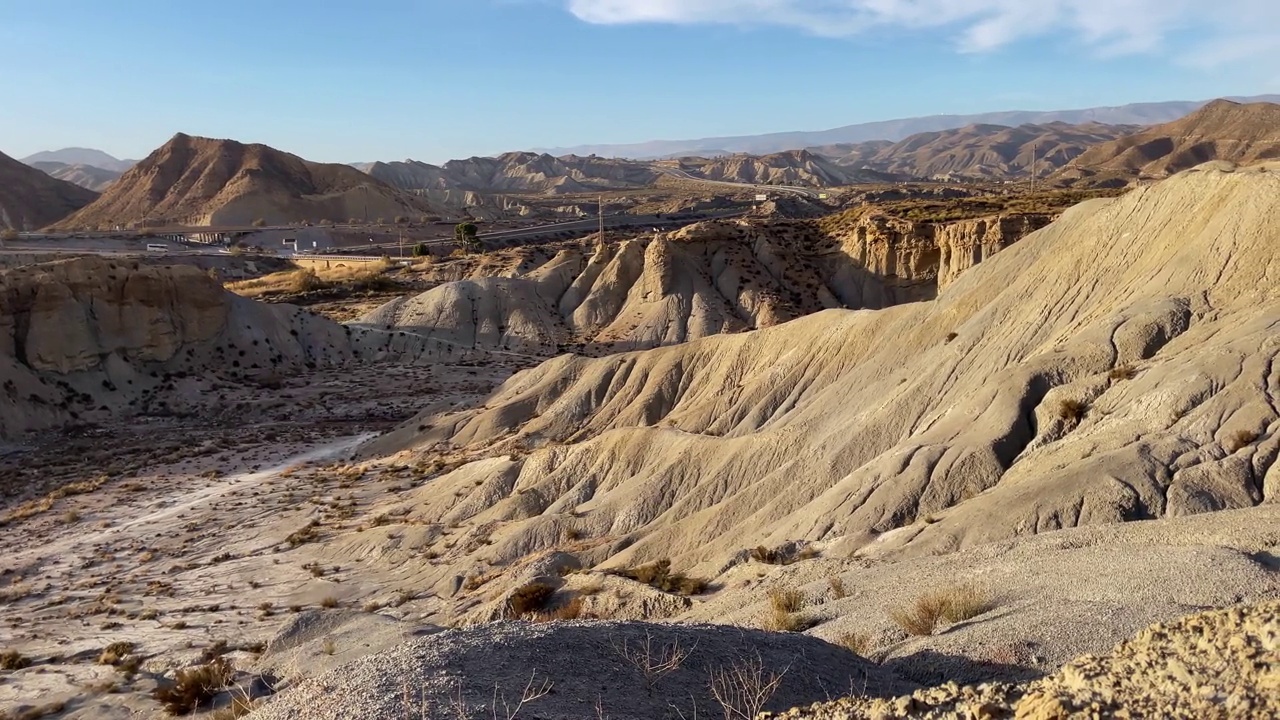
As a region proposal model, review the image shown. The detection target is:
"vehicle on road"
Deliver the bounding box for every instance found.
[146,243,168,252]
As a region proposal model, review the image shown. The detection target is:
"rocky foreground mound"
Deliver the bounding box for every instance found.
[767,600,1280,719]
[252,621,913,720]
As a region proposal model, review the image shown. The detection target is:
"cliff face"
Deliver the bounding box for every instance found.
[0,256,356,437]
[829,213,1054,304]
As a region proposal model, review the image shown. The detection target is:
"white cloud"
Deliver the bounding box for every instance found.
[564,0,1280,63]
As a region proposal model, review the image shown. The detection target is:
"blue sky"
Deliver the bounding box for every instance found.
[2,0,1277,164]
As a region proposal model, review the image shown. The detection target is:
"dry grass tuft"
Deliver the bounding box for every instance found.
[152,657,234,715]
[828,576,847,600]
[890,584,993,636]
[837,632,873,656]
[763,587,809,632]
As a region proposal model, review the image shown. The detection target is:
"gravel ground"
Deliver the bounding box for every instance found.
[250,621,915,720]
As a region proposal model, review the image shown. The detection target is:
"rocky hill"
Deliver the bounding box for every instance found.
[353,209,1052,358]
[1060,100,1280,185]
[28,161,121,191]
[362,152,661,194]
[816,122,1140,179]
[50,134,444,230]
[0,151,99,231]
[364,162,1280,578]
[675,149,898,186]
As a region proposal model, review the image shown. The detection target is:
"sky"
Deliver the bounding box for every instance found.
[1,0,1278,164]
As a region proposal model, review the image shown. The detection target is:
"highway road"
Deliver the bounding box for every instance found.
[1,207,750,259]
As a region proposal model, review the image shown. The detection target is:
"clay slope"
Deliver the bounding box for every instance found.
[366,162,1280,577]
[0,256,490,438]
[678,149,896,186]
[52,133,443,229]
[364,152,661,194]
[833,121,1140,179]
[0,151,99,230]
[356,212,1049,356]
[29,161,121,191]
[1061,100,1280,184]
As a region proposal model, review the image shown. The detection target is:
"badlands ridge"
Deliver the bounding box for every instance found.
[0,163,1277,718]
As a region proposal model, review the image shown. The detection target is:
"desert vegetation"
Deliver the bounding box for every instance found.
[889,584,993,636]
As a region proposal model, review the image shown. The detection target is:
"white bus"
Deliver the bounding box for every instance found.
[146,243,168,252]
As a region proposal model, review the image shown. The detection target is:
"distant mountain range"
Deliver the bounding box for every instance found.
[28,161,122,192]
[533,95,1280,159]
[0,151,99,230]
[20,148,136,173]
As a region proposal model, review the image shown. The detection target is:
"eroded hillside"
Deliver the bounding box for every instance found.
[366,163,1280,575]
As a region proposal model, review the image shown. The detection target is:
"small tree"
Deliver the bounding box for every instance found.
[412,242,430,257]
[454,222,482,254]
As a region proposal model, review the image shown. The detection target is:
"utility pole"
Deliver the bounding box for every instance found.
[1030,142,1038,194]
[398,230,403,258]
[598,193,605,246]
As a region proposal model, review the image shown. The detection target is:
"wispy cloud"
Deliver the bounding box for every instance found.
[564,0,1280,63]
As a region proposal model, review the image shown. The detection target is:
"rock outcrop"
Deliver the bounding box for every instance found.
[360,212,1050,357]
[766,600,1280,719]
[0,256,494,438]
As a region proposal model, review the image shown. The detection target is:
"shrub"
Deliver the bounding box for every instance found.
[531,596,585,623]
[1109,364,1136,380]
[411,242,430,257]
[0,228,18,242]
[98,641,136,666]
[609,559,708,596]
[319,596,339,609]
[1057,398,1087,426]
[945,332,959,343]
[251,218,267,228]
[152,657,234,715]
[1226,429,1260,452]
[1,649,31,670]
[751,544,819,565]
[508,581,557,617]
